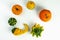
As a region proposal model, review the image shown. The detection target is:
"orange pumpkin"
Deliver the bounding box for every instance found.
[12,4,22,15]
[39,9,51,22]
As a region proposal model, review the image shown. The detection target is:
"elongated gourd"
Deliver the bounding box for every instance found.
[12,24,29,36]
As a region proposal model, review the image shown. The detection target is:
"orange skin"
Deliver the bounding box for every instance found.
[39,9,51,22]
[12,4,22,15]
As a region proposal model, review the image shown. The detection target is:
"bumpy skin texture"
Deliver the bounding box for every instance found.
[31,24,44,37]
[12,4,22,15]
[8,17,17,26]
[12,24,29,36]
[26,1,35,10]
[39,9,51,22]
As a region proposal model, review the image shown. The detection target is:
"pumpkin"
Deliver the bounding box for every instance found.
[12,24,29,36]
[39,9,51,22]
[12,4,22,15]
[26,1,35,10]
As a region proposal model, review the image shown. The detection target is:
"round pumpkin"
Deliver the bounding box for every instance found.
[26,1,35,10]
[12,4,22,15]
[39,9,51,22]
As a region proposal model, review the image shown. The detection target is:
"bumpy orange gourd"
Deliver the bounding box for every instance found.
[39,9,51,22]
[12,4,22,15]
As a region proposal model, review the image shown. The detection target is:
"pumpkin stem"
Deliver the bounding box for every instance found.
[45,14,48,18]
[16,8,19,10]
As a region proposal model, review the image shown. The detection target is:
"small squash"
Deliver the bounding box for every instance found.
[12,24,29,36]
[12,4,22,15]
[39,9,52,22]
[31,23,44,37]
[26,1,35,10]
[8,17,17,26]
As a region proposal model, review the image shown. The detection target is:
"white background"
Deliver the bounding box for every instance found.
[0,0,60,40]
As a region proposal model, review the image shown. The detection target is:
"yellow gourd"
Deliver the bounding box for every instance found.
[31,23,44,37]
[12,24,29,36]
[26,1,35,10]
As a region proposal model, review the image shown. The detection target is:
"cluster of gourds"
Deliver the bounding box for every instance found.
[8,17,44,37]
[8,1,52,37]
